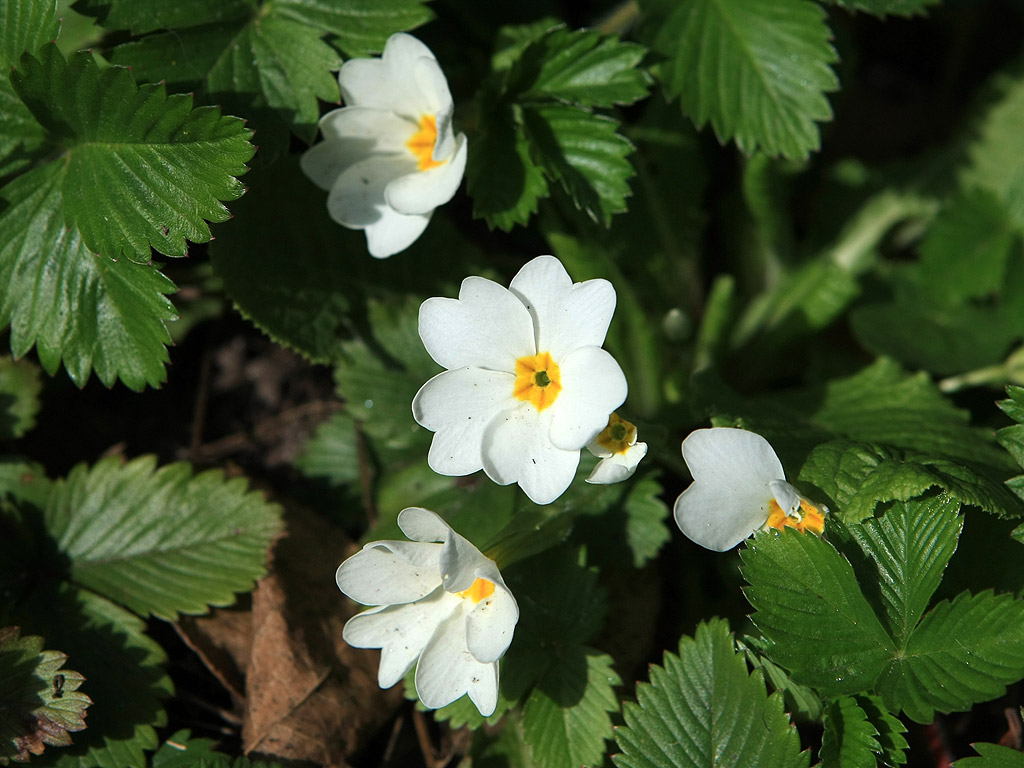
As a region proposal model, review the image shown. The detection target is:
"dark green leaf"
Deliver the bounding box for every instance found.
[13,44,254,262]
[44,455,282,620]
[858,696,908,767]
[956,742,1024,767]
[71,0,252,34]
[621,474,671,568]
[614,618,808,768]
[508,28,651,108]
[820,696,882,768]
[523,104,635,226]
[0,627,90,764]
[646,0,838,159]
[826,0,939,15]
[294,410,361,488]
[0,163,178,390]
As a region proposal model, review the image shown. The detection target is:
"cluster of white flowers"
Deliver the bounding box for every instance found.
[325,34,826,718]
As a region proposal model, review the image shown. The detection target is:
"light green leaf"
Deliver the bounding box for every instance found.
[825,0,939,15]
[742,530,895,697]
[294,410,361,488]
[467,101,550,231]
[614,618,808,768]
[956,742,1024,767]
[508,28,651,108]
[44,455,283,620]
[997,386,1024,502]
[491,19,561,73]
[0,627,90,765]
[523,104,635,226]
[877,590,1024,723]
[820,696,882,768]
[271,0,434,58]
[0,163,178,390]
[799,440,1017,521]
[522,651,620,768]
[1,584,172,768]
[13,44,254,262]
[622,474,671,568]
[842,496,963,647]
[0,356,42,439]
[961,72,1024,228]
[646,0,838,159]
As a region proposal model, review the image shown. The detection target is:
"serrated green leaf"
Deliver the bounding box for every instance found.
[491,19,560,73]
[820,696,882,768]
[742,530,895,697]
[962,72,1024,228]
[272,0,434,58]
[71,0,252,34]
[0,356,41,439]
[646,0,838,159]
[12,44,254,262]
[877,590,1024,723]
[43,455,282,620]
[0,80,47,177]
[0,460,50,510]
[799,440,1017,521]
[0,0,59,68]
[622,474,671,568]
[0,626,90,765]
[294,410,361,487]
[0,162,178,390]
[858,696,908,767]
[956,742,1024,767]
[842,496,963,647]
[523,104,635,226]
[1,584,172,768]
[509,28,651,108]
[467,101,550,230]
[614,618,808,768]
[826,0,939,15]
[522,651,620,768]
[997,386,1024,502]
[739,635,824,721]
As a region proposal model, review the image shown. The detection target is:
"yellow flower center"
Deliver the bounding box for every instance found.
[406,114,444,171]
[596,413,637,455]
[513,351,562,412]
[765,498,826,535]
[457,577,495,603]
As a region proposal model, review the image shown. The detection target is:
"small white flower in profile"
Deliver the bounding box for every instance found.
[412,255,628,505]
[336,507,518,716]
[673,427,826,552]
[301,33,468,258]
[585,413,647,484]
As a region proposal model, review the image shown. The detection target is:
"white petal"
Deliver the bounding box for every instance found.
[681,427,785,487]
[302,106,412,191]
[481,405,580,505]
[465,572,519,664]
[673,479,771,552]
[508,256,617,358]
[343,591,457,688]
[397,507,492,593]
[769,479,801,516]
[336,540,442,605]
[326,154,415,228]
[417,277,536,371]
[365,207,431,258]
[412,368,517,476]
[415,605,499,714]
[339,34,448,118]
[586,442,647,485]
[547,346,628,451]
[300,138,363,192]
[385,132,468,215]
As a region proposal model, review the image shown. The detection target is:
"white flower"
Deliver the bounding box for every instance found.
[412,255,628,505]
[300,33,468,258]
[673,427,826,552]
[336,507,518,716]
[585,413,647,484]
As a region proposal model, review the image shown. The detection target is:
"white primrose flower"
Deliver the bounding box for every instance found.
[585,413,648,485]
[412,255,629,505]
[300,33,468,258]
[336,507,518,716]
[673,427,826,552]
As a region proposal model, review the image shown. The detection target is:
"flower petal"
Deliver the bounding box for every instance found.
[418,277,536,371]
[414,605,499,714]
[548,346,628,451]
[339,33,448,117]
[508,256,617,358]
[397,507,495,594]
[327,154,416,228]
[681,427,785,487]
[465,569,518,664]
[343,591,457,688]
[385,132,468,216]
[673,478,771,552]
[481,405,580,505]
[364,207,432,258]
[301,107,412,190]
[336,540,442,606]
[586,441,648,484]
[412,367,517,476]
